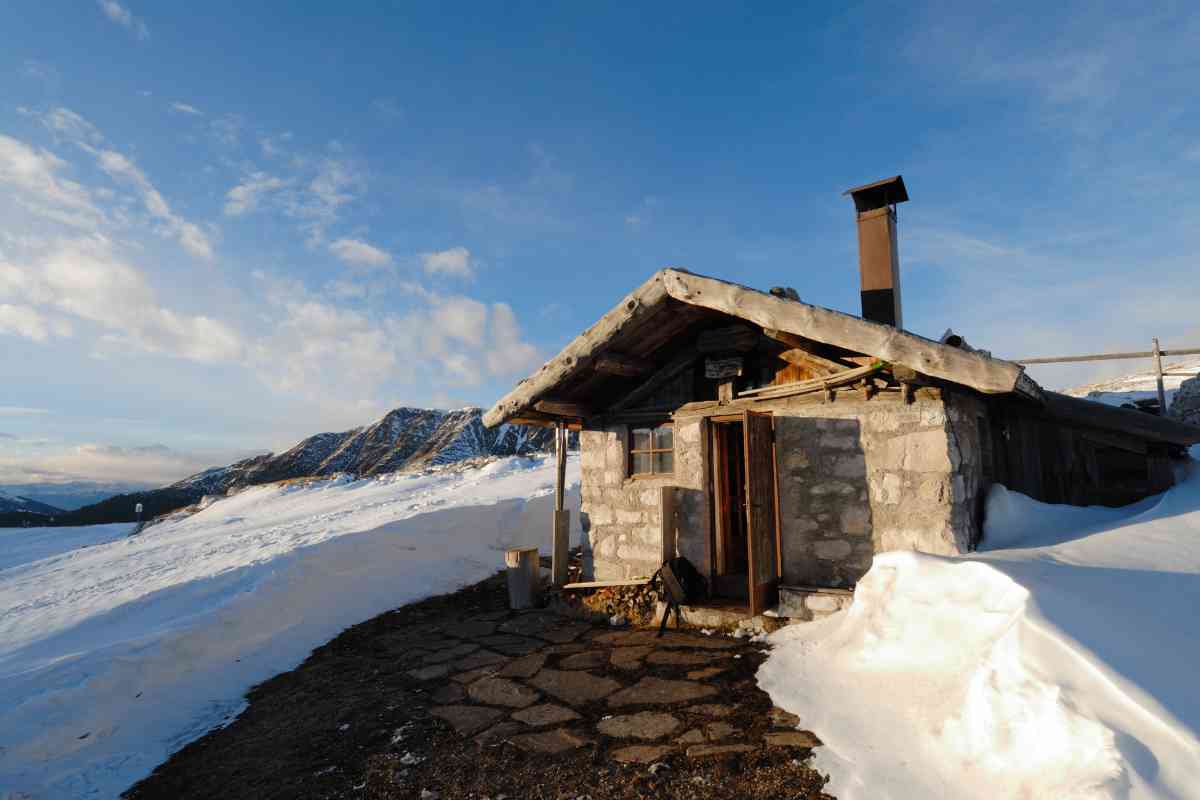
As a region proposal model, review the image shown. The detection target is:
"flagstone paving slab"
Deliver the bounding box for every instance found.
[704,722,738,741]
[764,731,822,748]
[769,707,803,728]
[686,666,729,680]
[558,650,609,670]
[497,652,547,679]
[596,711,680,740]
[473,721,523,747]
[645,649,724,666]
[477,634,545,656]
[429,684,466,704]
[511,703,581,727]
[686,743,757,758]
[690,704,733,718]
[607,677,717,707]
[452,665,504,685]
[422,642,480,664]
[454,649,509,671]
[611,744,674,764]
[677,728,705,744]
[509,728,591,754]
[442,619,498,639]
[408,664,452,681]
[430,705,504,736]
[467,677,541,708]
[528,669,623,705]
[610,645,654,670]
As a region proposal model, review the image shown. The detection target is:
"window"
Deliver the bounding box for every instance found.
[629,423,674,476]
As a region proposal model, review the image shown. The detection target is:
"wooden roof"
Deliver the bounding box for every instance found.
[483,268,1200,447]
[484,269,1036,426]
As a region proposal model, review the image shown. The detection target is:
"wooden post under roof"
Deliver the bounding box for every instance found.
[552,422,570,586]
[1153,337,1167,415]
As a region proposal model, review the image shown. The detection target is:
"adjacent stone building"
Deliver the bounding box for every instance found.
[484,267,1200,618]
[484,178,1199,618]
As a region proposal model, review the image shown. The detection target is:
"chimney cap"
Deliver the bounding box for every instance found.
[844,175,909,213]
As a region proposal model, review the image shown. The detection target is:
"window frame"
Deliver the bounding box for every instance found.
[627,422,675,478]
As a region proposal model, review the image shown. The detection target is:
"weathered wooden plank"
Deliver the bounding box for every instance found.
[738,363,881,399]
[1042,392,1200,447]
[697,324,759,354]
[483,273,672,426]
[660,269,1033,398]
[764,329,856,372]
[609,347,698,411]
[594,352,654,377]
[535,399,592,418]
[562,578,651,590]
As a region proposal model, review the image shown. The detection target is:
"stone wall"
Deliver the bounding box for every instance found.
[580,387,987,589]
[579,418,708,581]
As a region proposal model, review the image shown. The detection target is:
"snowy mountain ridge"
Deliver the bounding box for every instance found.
[170,406,563,497]
[0,491,62,516]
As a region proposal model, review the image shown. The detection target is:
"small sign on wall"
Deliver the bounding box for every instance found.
[705,356,744,379]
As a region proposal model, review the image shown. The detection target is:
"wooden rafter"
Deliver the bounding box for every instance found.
[594,353,654,377]
[609,347,698,411]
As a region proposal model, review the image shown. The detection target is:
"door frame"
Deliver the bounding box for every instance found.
[706,411,781,614]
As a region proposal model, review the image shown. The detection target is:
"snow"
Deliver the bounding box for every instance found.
[1065,356,1200,410]
[759,452,1200,800]
[0,455,581,799]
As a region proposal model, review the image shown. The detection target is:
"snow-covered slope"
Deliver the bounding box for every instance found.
[0,455,581,799]
[759,450,1200,800]
[0,491,62,516]
[1064,356,1200,410]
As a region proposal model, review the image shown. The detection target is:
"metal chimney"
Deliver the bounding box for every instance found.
[844,175,909,328]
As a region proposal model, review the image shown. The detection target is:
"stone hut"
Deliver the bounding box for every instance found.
[483,179,1200,619]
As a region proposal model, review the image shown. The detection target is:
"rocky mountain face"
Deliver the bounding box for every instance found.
[27,408,569,527]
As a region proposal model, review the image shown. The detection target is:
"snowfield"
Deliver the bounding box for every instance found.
[759,449,1200,800]
[0,455,580,799]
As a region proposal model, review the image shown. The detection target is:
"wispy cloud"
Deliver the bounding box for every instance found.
[21,107,214,258]
[0,407,49,416]
[170,102,203,116]
[421,246,473,278]
[96,0,149,40]
[224,172,289,216]
[329,238,391,267]
[0,133,106,230]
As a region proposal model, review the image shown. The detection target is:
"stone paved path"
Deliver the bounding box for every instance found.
[409,608,823,762]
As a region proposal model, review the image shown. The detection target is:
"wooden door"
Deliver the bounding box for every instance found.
[742,410,780,616]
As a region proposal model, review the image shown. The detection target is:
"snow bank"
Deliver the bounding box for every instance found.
[0,456,580,799]
[759,461,1200,799]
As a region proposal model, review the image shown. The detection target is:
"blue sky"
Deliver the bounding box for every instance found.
[2,1,1199,487]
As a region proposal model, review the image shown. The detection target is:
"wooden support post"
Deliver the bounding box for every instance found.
[552,423,570,586]
[1153,337,1167,415]
[717,380,734,404]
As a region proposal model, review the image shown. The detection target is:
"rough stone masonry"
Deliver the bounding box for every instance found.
[579,387,985,591]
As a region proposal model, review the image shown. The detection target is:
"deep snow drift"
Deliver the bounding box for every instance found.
[759,452,1200,799]
[0,456,581,799]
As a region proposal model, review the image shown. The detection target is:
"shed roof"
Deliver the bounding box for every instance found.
[482,268,1200,447]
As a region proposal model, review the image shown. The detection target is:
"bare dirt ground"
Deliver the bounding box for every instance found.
[125,573,833,800]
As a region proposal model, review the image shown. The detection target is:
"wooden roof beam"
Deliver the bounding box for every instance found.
[534,399,592,418]
[594,353,655,377]
[661,269,1036,399]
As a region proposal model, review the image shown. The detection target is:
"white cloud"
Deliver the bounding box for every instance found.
[96,0,148,40]
[0,407,49,416]
[170,102,203,116]
[0,443,239,485]
[421,246,474,278]
[0,303,71,343]
[0,134,105,230]
[486,302,542,377]
[329,238,391,267]
[20,108,214,258]
[2,238,241,363]
[93,148,213,258]
[224,172,288,216]
[431,296,488,347]
[371,97,403,120]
